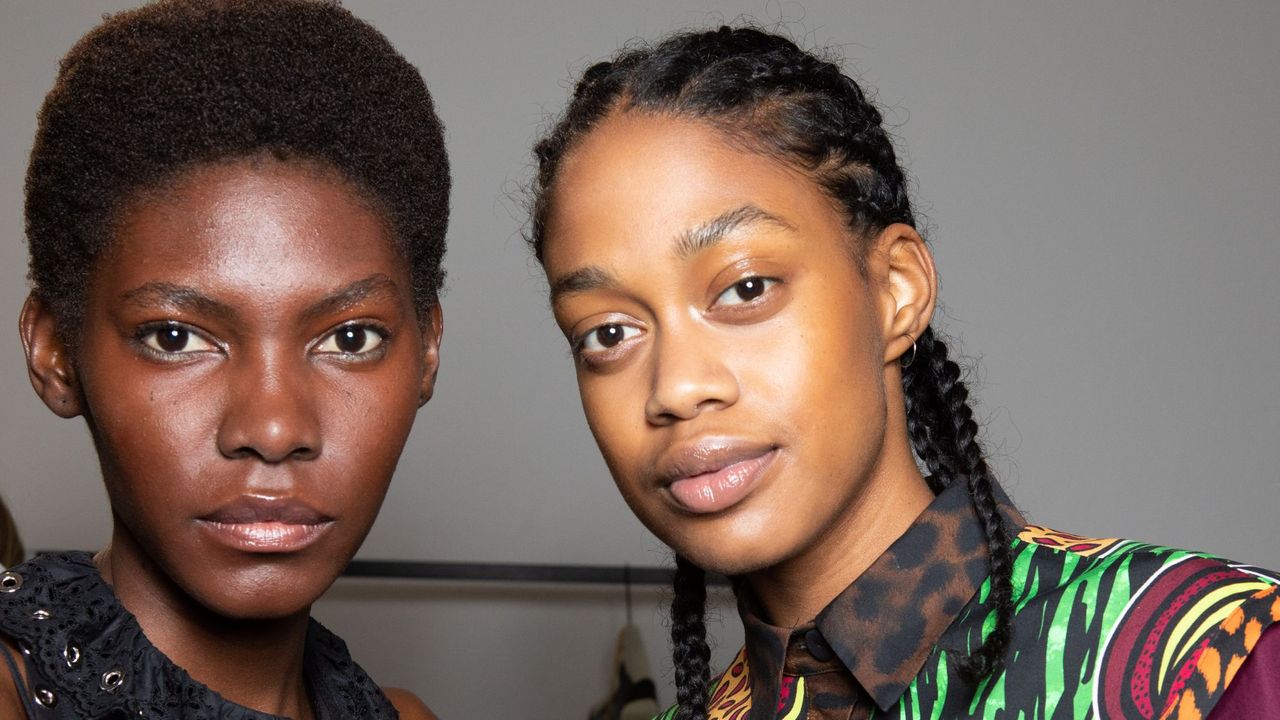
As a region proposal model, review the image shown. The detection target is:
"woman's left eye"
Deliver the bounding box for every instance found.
[315,324,387,355]
[715,276,778,307]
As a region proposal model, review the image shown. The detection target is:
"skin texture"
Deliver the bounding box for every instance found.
[15,158,440,718]
[543,114,939,626]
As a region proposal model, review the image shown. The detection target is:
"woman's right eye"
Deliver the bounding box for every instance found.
[578,323,641,354]
[138,323,216,356]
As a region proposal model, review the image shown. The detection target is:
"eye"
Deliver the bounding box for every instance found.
[139,323,216,355]
[315,323,387,356]
[715,277,777,307]
[579,323,642,353]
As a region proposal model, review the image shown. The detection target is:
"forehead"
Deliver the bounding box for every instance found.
[95,158,408,300]
[542,113,847,273]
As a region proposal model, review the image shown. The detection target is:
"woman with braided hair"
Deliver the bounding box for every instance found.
[528,26,1279,720]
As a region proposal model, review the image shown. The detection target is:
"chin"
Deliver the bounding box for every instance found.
[662,514,796,577]
[193,564,335,621]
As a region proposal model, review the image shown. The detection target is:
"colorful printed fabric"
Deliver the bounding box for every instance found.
[653,481,1280,719]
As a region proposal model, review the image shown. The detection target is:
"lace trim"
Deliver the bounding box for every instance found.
[0,552,396,719]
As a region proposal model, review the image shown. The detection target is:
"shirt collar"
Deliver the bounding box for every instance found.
[738,479,1024,714]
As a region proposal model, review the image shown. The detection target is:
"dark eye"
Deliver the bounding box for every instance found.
[580,323,641,353]
[716,277,776,306]
[316,324,386,356]
[157,327,189,352]
[140,324,215,354]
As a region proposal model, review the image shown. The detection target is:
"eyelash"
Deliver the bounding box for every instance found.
[713,276,779,308]
[312,322,391,361]
[572,323,643,358]
[133,321,219,361]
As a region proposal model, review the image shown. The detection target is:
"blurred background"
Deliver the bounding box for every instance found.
[1,2,1277,717]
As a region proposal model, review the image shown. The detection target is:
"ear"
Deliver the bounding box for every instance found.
[870,223,937,365]
[418,303,443,407]
[19,294,83,418]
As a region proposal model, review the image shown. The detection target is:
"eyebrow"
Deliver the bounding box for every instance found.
[298,274,402,324]
[119,274,403,324]
[675,204,795,259]
[121,282,238,322]
[549,266,615,305]
[549,205,794,304]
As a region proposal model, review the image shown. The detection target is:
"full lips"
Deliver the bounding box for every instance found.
[197,498,335,553]
[197,519,334,553]
[667,449,777,514]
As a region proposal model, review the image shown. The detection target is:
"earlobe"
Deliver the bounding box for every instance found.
[874,224,937,364]
[418,303,443,407]
[19,295,83,419]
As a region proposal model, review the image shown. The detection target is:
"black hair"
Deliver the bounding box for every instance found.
[528,27,1014,717]
[25,0,450,346]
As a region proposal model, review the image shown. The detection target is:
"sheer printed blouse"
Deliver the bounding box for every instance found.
[656,481,1280,720]
[0,552,399,719]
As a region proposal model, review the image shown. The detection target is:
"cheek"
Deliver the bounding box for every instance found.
[578,373,650,491]
[751,292,888,452]
[89,375,222,500]
[319,367,421,489]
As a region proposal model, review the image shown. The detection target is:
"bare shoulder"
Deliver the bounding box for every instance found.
[383,686,439,720]
[0,635,29,718]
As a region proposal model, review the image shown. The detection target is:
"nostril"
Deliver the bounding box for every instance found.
[223,443,318,463]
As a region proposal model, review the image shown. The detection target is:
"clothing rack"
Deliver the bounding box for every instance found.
[36,551,731,587]
[342,559,732,586]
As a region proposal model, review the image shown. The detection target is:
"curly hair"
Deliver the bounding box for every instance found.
[25,0,450,345]
[529,26,1015,718]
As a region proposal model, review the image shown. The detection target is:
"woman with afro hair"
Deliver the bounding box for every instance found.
[1,1,447,718]
[528,26,1280,720]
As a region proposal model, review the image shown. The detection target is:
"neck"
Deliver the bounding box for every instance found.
[97,527,315,719]
[744,402,934,627]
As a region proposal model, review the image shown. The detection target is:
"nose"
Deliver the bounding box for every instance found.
[217,350,321,463]
[644,325,740,425]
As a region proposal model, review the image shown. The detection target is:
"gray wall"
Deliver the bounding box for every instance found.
[2,2,1277,717]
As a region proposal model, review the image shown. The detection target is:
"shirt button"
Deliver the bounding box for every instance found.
[804,629,835,662]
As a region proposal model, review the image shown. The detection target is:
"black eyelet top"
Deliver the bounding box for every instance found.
[0,552,398,719]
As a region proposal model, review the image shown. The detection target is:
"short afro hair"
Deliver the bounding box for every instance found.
[25,0,450,342]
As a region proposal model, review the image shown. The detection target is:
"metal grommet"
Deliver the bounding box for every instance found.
[100,668,125,693]
[32,609,51,621]
[0,572,22,593]
[63,643,80,668]
[34,686,57,707]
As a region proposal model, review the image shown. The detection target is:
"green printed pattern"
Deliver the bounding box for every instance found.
[650,534,1278,719]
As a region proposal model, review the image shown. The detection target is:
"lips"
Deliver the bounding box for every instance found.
[196,496,334,553]
[656,440,778,514]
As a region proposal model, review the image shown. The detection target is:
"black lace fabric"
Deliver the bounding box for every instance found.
[0,552,398,719]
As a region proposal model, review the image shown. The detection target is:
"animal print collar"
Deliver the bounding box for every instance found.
[736,480,1024,717]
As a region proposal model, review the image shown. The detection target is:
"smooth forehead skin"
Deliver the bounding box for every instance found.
[72,157,431,621]
[98,160,403,316]
[540,113,931,580]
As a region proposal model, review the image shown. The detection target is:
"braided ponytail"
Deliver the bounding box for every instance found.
[902,327,1015,680]
[530,25,1017,714]
[670,556,711,720]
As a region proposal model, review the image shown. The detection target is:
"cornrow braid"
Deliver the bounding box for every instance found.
[529,25,1016,714]
[670,556,711,720]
